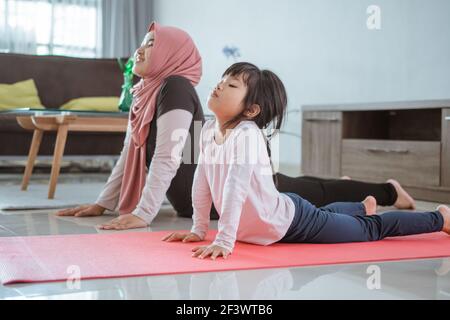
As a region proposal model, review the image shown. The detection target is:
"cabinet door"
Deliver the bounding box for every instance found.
[442,109,450,187]
[301,111,342,178]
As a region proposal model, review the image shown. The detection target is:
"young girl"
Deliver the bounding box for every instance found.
[163,62,450,260]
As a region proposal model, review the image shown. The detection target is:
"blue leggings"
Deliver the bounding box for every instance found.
[279,193,444,243]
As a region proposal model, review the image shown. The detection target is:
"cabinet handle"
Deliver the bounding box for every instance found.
[304,118,340,122]
[366,147,410,154]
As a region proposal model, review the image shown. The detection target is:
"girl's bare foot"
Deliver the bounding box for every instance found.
[387,179,416,210]
[437,205,450,235]
[362,196,377,215]
[341,176,352,180]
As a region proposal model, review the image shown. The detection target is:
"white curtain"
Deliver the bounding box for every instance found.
[0,0,153,58]
[101,0,153,58]
[0,0,102,57]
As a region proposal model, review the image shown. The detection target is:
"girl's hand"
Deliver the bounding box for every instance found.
[162,232,202,243]
[191,244,231,260]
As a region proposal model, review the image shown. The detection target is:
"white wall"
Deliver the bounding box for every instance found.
[153,0,450,174]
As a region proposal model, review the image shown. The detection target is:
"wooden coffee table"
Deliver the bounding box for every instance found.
[17,113,128,199]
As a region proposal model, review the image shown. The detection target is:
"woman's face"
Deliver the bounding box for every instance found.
[207,74,248,121]
[132,31,155,78]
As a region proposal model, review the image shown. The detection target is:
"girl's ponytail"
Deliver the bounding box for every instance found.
[265,135,279,188]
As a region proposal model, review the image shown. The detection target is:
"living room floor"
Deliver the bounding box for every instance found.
[1,173,449,300]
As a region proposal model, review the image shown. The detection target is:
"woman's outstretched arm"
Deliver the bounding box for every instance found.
[131,109,193,224]
[95,121,132,211]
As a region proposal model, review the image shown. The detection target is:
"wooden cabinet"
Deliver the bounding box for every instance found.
[443,109,450,187]
[301,111,342,178]
[301,101,450,202]
[342,139,440,187]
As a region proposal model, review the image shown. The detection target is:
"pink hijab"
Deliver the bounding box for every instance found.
[118,22,202,214]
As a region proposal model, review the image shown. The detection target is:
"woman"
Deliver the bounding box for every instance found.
[58,22,204,229]
[57,22,415,230]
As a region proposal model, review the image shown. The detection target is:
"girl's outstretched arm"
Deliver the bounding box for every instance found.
[190,126,213,239]
[211,128,257,254]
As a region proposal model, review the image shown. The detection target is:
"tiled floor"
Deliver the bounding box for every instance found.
[1,174,449,300]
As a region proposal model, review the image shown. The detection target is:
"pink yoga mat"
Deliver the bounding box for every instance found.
[1,231,450,285]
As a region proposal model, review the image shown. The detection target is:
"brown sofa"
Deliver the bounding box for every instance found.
[0,53,132,156]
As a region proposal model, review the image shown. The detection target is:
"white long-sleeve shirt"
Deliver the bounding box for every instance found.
[95,109,192,224]
[191,120,295,253]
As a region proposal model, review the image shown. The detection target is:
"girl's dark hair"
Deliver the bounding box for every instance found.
[222,62,287,186]
[222,62,287,135]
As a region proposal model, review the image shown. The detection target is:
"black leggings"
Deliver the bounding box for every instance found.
[169,170,398,219]
[276,174,398,208]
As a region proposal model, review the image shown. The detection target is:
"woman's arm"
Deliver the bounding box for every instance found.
[131,109,193,224]
[95,121,132,211]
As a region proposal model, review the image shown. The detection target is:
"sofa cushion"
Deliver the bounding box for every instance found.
[0,53,133,109]
[0,79,45,110]
[60,97,120,112]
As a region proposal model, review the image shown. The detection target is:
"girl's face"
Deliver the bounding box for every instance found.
[207,74,248,122]
[132,31,155,78]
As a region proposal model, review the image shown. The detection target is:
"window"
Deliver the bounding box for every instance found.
[0,0,102,58]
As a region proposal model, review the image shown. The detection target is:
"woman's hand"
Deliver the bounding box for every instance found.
[191,244,231,260]
[98,214,148,230]
[56,204,105,217]
[162,232,202,243]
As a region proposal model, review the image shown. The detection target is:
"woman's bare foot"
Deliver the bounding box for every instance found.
[387,179,416,210]
[341,176,352,180]
[437,205,450,235]
[362,196,377,215]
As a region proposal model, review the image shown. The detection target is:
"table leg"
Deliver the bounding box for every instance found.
[48,124,69,199]
[21,129,44,191]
